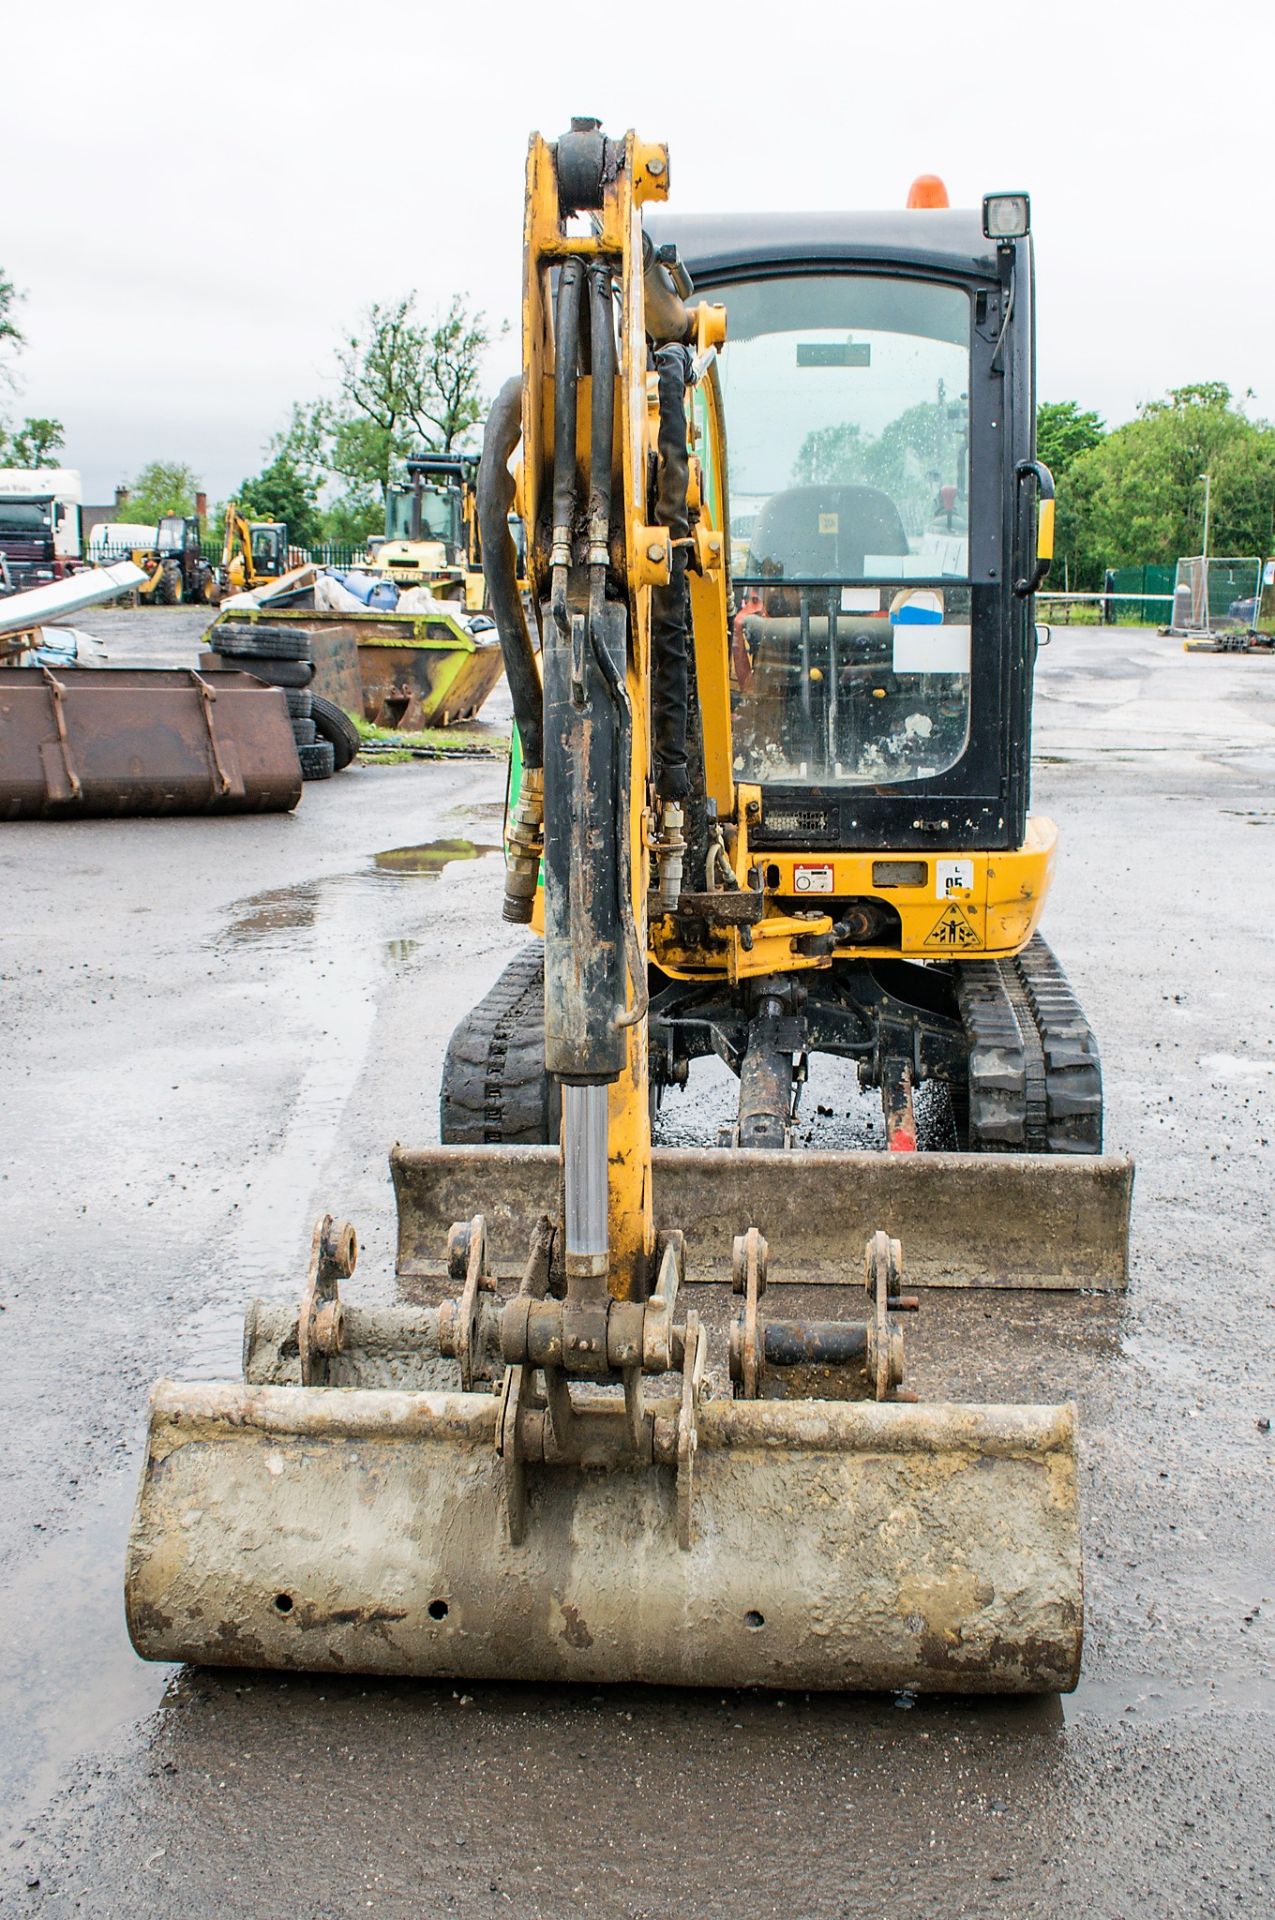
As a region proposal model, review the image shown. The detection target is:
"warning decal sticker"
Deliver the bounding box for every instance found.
[923,902,982,950]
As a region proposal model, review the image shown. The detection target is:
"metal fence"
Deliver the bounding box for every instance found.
[88,539,373,572]
[1170,556,1261,633]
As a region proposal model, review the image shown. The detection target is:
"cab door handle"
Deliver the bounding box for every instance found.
[1014,459,1055,596]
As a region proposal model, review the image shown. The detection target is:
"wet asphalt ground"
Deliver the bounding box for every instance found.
[1,610,1272,1918]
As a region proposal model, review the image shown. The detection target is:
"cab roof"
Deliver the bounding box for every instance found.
[644,208,1005,285]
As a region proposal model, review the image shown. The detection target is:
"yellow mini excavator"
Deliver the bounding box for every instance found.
[126,124,1133,1693]
[220,503,289,596]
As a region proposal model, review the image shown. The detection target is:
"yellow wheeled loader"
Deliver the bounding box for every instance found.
[126,124,1133,1693]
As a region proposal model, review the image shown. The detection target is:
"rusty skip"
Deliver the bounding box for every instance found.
[0,667,302,817]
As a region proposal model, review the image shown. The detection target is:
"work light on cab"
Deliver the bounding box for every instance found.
[983,192,1031,238]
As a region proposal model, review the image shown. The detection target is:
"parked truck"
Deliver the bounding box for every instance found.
[0,469,84,593]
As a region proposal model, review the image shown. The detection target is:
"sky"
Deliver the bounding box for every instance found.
[3,0,1272,505]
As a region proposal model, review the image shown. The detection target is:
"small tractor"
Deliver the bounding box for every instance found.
[130,515,217,606]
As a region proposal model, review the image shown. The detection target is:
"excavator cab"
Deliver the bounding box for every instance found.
[219,506,288,595]
[668,205,1046,854]
[248,522,287,578]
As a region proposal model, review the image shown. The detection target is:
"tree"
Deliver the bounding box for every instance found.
[1036,401,1105,478]
[1070,385,1275,580]
[1036,403,1106,586]
[123,461,200,524]
[264,293,499,542]
[285,292,502,507]
[338,292,498,470]
[233,452,323,550]
[792,421,869,486]
[0,273,67,471]
[0,267,22,387]
[4,417,65,466]
[335,296,423,495]
[412,295,494,452]
[270,403,384,542]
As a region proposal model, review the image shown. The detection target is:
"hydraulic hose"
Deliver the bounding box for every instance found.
[476,378,543,770]
[551,259,584,640]
[651,344,693,801]
[586,263,615,595]
[583,261,645,1023]
[587,612,649,1031]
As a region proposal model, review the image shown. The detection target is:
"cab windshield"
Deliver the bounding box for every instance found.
[0,501,52,534]
[386,486,458,547]
[710,272,973,787]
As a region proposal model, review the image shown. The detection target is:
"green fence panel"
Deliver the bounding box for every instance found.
[1106,564,1174,624]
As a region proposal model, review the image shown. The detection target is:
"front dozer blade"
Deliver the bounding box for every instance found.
[392,1144,1133,1290]
[126,1382,1080,1693]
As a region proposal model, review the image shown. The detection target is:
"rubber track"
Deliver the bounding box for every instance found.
[439,945,556,1145]
[954,934,1103,1153]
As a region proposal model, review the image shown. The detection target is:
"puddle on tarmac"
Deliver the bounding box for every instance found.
[372,838,500,877]
[386,937,422,964]
[222,881,324,945]
[0,1471,175,1848]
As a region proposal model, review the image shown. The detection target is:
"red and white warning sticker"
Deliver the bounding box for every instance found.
[793,864,835,894]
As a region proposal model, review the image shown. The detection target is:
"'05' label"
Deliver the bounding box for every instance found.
[794,864,835,894]
[936,858,974,898]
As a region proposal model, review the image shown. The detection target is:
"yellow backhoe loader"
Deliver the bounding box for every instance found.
[369,453,527,614]
[126,124,1133,1694]
[220,503,289,596]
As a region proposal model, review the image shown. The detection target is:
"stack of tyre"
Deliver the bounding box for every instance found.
[201,622,360,781]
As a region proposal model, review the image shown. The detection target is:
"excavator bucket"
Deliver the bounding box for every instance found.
[392,1144,1133,1291]
[125,1182,1094,1694]
[0,667,302,817]
[126,1382,1079,1693]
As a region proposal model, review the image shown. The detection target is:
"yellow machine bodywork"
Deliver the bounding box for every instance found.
[221,504,287,595]
[126,124,1130,1698]
[372,534,463,595]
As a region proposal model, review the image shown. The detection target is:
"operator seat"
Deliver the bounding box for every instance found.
[738,484,910,767]
[748,483,909,581]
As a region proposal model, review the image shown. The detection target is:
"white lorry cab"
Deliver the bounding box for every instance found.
[0,469,84,592]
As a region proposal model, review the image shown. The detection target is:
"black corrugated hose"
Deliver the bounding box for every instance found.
[651,343,693,801]
[476,377,544,770]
